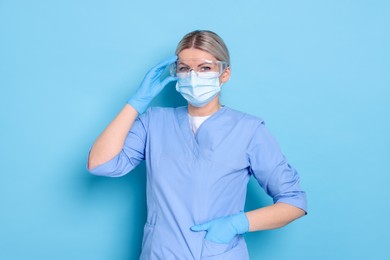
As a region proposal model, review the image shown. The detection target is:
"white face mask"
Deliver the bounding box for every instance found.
[176,71,222,107]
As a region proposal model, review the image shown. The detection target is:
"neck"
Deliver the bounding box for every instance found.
[188,96,221,116]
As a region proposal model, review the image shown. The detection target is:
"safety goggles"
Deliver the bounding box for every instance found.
[170,59,228,79]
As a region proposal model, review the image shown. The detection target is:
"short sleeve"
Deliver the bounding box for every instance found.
[247,122,307,213]
[87,109,149,177]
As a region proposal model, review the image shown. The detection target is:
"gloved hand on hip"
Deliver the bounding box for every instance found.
[191,211,249,244]
[127,56,177,114]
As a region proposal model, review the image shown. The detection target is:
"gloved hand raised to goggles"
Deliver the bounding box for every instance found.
[127,56,178,114]
[191,211,249,244]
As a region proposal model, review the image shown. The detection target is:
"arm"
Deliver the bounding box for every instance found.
[88,104,138,170]
[247,122,307,229]
[87,56,177,171]
[191,123,307,243]
[246,202,305,232]
[191,203,305,244]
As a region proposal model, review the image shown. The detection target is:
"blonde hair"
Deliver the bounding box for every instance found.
[175,30,230,66]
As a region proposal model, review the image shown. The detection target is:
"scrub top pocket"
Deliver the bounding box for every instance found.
[201,235,248,259]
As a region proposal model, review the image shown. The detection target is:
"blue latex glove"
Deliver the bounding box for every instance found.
[191,211,249,244]
[127,56,177,114]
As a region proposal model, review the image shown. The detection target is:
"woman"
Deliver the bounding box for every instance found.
[88,30,307,259]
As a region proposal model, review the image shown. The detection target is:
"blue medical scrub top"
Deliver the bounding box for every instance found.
[89,106,307,260]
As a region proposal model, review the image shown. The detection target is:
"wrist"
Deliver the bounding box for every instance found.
[234,211,249,235]
[127,96,149,115]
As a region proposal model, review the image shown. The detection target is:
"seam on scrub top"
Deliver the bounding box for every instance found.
[173,107,200,157]
[201,118,262,172]
[193,106,227,139]
[143,107,162,232]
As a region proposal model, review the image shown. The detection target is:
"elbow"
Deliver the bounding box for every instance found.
[87,163,127,178]
[274,202,307,227]
[86,160,109,177]
[87,148,109,171]
[86,152,137,178]
[274,191,308,215]
[87,154,100,171]
[294,207,306,218]
[86,152,115,177]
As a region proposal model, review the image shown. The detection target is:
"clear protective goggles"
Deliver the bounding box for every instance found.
[169,59,228,79]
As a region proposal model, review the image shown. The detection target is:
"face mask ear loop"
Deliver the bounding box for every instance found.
[220,64,230,86]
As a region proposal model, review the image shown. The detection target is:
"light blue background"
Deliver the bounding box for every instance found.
[1,0,389,259]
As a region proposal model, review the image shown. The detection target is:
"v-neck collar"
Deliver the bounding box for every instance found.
[175,106,227,158]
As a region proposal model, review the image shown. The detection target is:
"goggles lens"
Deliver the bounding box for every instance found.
[170,59,228,79]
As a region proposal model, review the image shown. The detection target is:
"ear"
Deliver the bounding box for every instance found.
[220,67,231,84]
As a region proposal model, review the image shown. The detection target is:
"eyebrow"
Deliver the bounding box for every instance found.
[178,61,213,67]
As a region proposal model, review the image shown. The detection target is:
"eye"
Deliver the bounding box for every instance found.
[199,66,212,72]
[177,65,190,73]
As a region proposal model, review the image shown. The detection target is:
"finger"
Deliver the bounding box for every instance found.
[151,55,178,73]
[160,76,178,87]
[190,223,209,232]
[146,56,177,81]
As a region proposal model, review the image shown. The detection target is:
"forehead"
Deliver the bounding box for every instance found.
[178,48,216,61]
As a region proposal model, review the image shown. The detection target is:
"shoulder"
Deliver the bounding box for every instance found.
[140,106,186,125]
[145,106,178,115]
[141,106,182,118]
[223,106,265,127]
